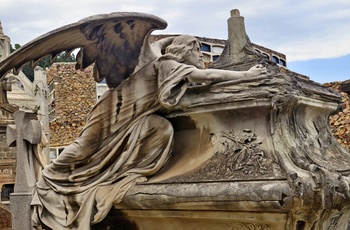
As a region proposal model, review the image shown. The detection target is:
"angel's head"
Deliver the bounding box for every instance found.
[165,35,204,69]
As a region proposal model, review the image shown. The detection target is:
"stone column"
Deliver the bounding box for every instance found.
[0,21,11,62]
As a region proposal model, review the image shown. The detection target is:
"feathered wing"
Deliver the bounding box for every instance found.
[0,12,167,88]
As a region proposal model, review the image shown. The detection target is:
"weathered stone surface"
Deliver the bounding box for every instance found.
[93,209,287,230]
[117,181,290,210]
[116,10,350,230]
[0,203,11,230]
[10,193,32,230]
[115,67,350,229]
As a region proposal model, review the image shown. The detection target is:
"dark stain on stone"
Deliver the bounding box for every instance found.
[114,23,123,34]
[91,209,139,230]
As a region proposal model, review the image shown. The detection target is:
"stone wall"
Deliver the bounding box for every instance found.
[0,125,16,186]
[47,63,96,147]
[0,204,11,230]
[0,129,15,162]
[0,126,15,229]
[325,81,350,150]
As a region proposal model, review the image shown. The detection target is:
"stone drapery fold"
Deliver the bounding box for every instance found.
[31,57,196,229]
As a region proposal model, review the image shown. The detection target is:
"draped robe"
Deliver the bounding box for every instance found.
[31,56,196,229]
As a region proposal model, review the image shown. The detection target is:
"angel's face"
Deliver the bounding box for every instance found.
[184,42,204,69]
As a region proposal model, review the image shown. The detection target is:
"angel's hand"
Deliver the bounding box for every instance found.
[247,64,267,77]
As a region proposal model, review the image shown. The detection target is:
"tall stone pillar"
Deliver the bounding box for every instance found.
[0,21,11,62]
[211,9,260,71]
[227,9,257,62]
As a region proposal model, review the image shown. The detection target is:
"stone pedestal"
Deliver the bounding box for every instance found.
[10,193,32,230]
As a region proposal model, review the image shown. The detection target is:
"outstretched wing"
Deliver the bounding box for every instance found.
[0,12,167,88]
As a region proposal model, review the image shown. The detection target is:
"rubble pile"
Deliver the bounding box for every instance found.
[324,81,350,150]
[47,63,96,146]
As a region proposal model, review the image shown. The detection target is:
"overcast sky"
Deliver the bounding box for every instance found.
[1,0,350,83]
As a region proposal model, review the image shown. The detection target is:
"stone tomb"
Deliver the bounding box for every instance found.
[99,11,350,230]
[107,75,350,229]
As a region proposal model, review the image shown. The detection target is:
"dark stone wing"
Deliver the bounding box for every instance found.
[0,12,167,88]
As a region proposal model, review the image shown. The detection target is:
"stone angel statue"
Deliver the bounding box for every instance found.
[0,12,266,229]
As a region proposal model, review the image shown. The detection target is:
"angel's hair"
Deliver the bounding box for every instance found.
[164,35,200,63]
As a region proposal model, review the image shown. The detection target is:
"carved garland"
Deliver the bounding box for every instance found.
[170,128,272,182]
[219,129,267,175]
[229,222,270,230]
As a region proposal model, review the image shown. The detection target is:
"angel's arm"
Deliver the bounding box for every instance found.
[187,64,267,84]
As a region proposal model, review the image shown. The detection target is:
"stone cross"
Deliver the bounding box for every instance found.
[6,109,42,230]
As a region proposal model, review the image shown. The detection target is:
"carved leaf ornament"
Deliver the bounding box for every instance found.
[220,129,266,175]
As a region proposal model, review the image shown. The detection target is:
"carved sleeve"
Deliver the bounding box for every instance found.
[157,59,195,108]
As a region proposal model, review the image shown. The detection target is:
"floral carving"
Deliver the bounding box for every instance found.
[170,128,279,182]
[227,222,270,230]
[219,129,266,175]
